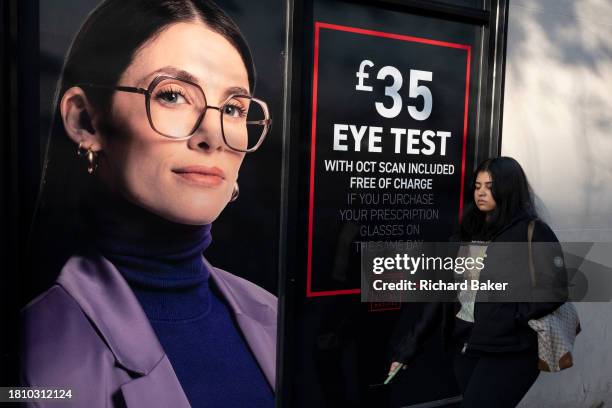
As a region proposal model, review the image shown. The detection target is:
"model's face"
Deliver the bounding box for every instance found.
[474,171,497,213]
[99,22,249,225]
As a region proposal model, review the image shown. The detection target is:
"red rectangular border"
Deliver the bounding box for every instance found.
[307,22,472,298]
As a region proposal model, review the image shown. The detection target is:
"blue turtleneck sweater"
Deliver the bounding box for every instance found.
[90,192,274,408]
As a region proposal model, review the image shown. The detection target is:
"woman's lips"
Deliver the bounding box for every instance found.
[173,166,225,187]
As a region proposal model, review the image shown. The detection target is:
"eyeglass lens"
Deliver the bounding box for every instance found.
[148,77,268,151]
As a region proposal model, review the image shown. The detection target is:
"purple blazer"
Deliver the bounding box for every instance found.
[20,253,277,407]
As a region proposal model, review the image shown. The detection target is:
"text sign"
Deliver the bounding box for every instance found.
[307,22,471,296]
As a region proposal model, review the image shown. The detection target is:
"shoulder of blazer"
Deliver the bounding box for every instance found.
[205,259,278,389]
[20,284,120,391]
[21,278,193,407]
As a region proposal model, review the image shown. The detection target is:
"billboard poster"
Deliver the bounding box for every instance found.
[7,0,284,406]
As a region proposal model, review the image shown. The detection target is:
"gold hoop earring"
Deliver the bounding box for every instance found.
[77,142,98,175]
[230,182,239,202]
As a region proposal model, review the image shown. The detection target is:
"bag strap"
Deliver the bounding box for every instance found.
[527,220,537,287]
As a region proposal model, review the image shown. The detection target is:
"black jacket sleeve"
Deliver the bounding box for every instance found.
[390,302,442,364]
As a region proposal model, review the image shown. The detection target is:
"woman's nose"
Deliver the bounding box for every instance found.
[187,107,224,151]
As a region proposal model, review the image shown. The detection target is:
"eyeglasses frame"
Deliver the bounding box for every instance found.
[79,75,271,153]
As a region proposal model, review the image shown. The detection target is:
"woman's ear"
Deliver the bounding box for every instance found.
[60,87,103,151]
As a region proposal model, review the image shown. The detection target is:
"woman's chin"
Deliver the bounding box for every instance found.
[476,204,491,212]
[167,211,222,226]
[143,204,223,226]
[160,193,230,225]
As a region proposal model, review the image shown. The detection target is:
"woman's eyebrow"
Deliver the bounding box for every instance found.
[141,66,198,85]
[141,67,251,97]
[224,86,251,98]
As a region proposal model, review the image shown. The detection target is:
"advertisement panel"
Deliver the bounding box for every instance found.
[307,21,472,296]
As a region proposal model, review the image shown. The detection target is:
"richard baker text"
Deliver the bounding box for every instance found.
[371,279,508,291]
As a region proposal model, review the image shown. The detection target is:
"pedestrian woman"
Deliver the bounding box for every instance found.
[20,1,275,407]
[389,157,567,408]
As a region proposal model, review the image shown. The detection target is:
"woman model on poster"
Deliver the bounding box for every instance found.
[389,157,568,408]
[21,1,275,407]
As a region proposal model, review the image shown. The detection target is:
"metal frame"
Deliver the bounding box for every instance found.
[485,0,509,157]
[0,0,14,387]
[361,0,489,24]
[1,0,40,386]
[276,0,303,403]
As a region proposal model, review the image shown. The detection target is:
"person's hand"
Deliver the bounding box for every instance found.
[388,361,405,375]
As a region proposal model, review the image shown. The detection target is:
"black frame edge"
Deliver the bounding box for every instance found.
[275,0,302,406]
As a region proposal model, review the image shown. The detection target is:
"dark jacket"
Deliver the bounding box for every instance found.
[392,215,568,363]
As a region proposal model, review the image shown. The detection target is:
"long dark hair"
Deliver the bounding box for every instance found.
[459,157,536,241]
[27,0,256,295]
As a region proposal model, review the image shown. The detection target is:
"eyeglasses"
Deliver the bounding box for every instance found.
[81,75,271,152]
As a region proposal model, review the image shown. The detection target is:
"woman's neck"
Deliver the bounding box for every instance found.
[87,183,213,320]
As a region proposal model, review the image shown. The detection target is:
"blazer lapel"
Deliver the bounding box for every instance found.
[57,254,191,408]
[232,313,276,389]
[206,259,277,390]
[120,355,191,408]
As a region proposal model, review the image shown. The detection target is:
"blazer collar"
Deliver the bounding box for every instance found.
[205,258,277,389]
[57,253,164,375]
[57,253,276,390]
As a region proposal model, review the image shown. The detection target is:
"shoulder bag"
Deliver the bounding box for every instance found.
[526,220,581,372]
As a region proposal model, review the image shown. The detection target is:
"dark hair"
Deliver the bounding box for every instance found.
[459,157,536,241]
[27,0,256,294]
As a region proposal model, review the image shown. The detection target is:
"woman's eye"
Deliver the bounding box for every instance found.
[156,90,187,104]
[222,104,246,118]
